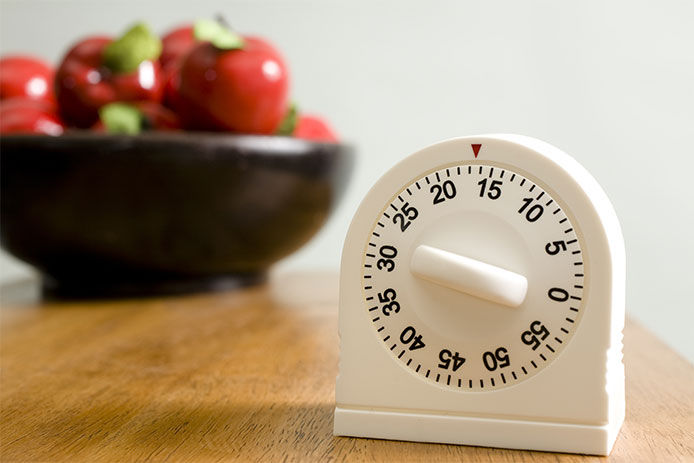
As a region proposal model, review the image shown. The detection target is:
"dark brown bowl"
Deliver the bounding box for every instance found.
[0,132,354,297]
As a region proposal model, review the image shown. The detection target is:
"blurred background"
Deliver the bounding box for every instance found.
[1,0,692,362]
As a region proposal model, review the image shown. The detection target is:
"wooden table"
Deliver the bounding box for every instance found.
[1,272,692,462]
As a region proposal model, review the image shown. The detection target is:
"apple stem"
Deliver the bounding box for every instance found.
[215,14,233,32]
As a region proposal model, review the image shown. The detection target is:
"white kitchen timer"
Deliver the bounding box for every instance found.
[334,134,625,455]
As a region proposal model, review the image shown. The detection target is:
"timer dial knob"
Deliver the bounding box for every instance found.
[410,244,528,308]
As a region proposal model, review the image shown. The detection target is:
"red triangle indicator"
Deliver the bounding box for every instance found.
[471,144,482,158]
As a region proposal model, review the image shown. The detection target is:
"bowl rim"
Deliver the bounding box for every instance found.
[0,130,352,151]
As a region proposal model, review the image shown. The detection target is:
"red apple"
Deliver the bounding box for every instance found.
[160,25,195,68]
[0,55,55,103]
[55,23,164,128]
[176,21,289,134]
[294,115,339,142]
[0,97,64,135]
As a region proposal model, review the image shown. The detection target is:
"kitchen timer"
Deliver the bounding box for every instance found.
[334,134,625,455]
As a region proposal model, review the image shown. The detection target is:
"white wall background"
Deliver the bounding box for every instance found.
[1,0,693,362]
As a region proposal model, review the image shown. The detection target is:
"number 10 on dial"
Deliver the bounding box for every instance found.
[334,135,625,455]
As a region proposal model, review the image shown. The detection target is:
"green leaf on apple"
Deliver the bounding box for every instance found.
[99,102,143,134]
[103,22,162,73]
[276,103,298,136]
[194,19,244,50]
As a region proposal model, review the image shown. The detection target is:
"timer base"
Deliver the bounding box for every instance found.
[334,406,623,456]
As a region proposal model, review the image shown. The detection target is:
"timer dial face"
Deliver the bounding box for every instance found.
[362,163,587,391]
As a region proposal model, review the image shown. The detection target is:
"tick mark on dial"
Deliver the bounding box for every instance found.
[510,173,516,182]
[559,217,568,224]
[575,273,584,277]
[368,242,376,247]
[390,344,397,351]
[426,370,431,378]
[561,327,569,334]
[566,317,575,323]
[489,167,494,178]
[545,199,554,206]
[364,286,372,290]
[480,379,484,388]
[574,262,583,266]
[377,222,384,228]
[531,361,538,368]
[540,353,548,360]
[372,316,380,322]
[435,373,440,382]
[564,228,574,234]
[469,379,473,388]
[570,295,581,301]
[536,191,544,200]
[364,264,372,269]
[398,350,405,359]
[479,166,483,175]
[435,172,441,182]
[529,184,535,192]
[572,250,581,255]
[520,178,526,187]
[491,377,495,386]
[468,166,472,174]
[447,375,451,385]
[383,335,390,341]
[501,373,506,384]
[553,208,561,214]
[390,204,398,211]
[574,284,583,289]
[398,195,404,203]
[512,371,518,380]
[425,176,431,184]
[446,168,451,177]
[554,337,563,344]
[407,358,412,366]
[366,253,375,258]
[369,306,378,311]
[416,364,421,373]
[407,188,413,195]
[500,170,505,178]
[372,232,380,237]
[416,181,421,189]
[457,166,461,175]
[522,367,528,375]
[567,239,577,244]
[382,212,390,219]
[570,307,579,312]
[377,326,385,332]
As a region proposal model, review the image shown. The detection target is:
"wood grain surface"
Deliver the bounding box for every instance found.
[1,272,692,462]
